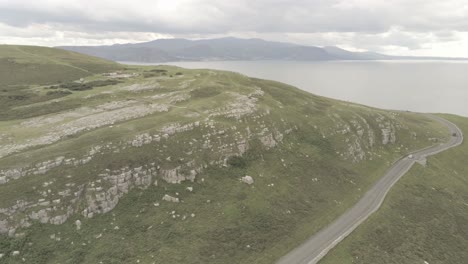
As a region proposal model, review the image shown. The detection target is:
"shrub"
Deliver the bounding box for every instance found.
[59,79,121,91]
[87,79,121,87]
[46,90,72,96]
[227,156,246,168]
[59,82,92,91]
[143,73,158,78]
[149,69,168,73]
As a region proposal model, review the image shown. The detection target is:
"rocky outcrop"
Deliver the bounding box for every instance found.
[121,82,160,92]
[82,166,155,218]
[0,102,170,159]
[381,127,396,145]
[0,146,103,184]
[160,167,198,184]
[207,87,264,120]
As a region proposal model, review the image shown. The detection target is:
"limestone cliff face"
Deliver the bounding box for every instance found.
[0,79,291,236]
[323,111,408,163]
[0,117,294,235]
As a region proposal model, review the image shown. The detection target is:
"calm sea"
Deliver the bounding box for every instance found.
[126,60,468,117]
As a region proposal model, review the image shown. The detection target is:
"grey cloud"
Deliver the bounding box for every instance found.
[1,0,467,34]
[1,0,468,56]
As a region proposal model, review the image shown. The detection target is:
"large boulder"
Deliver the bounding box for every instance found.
[241,175,254,185]
[162,194,179,203]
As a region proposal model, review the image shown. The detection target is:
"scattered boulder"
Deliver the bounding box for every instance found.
[0,220,8,234]
[12,251,20,256]
[162,194,179,203]
[75,220,81,230]
[50,215,67,225]
[241,175,254,185]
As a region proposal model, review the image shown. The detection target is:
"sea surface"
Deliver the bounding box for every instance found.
[126,60,468,117]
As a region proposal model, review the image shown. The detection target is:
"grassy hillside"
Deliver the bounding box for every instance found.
[0,45,121,86]
[0,47,454,263]
[0,45,122,121]
[321,114,468,264]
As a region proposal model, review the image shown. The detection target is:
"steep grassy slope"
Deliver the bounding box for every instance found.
[321,114,468,264]
[0,48,453,263]
[0,45,121,86]
[0,45,122,122]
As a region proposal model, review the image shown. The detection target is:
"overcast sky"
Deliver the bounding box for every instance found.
[1,0,468,57]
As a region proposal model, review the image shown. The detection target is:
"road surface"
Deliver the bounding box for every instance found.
[276,114,464,264]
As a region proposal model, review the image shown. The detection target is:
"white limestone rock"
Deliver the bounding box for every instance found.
[241,175,254,185]
[50,215,68,225]
[381,128,391,145]
[75,220,81,230]
[162,194,179,203]
[161,167,196,184]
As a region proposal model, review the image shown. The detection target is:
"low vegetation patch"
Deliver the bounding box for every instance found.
[55,79,122,91]
[0,87,75,120]
[143,69,169,78]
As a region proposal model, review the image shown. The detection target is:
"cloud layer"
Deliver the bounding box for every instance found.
[1,0,468,56]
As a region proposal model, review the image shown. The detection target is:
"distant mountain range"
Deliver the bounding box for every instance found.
[58,37,466,63]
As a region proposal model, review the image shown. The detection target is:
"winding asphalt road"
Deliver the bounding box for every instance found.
[276,114,464,264]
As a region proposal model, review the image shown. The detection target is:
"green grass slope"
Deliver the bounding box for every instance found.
[321,114,468,264]
[0,45,121,86]
[0,45,122,121]
[0,48,454,263]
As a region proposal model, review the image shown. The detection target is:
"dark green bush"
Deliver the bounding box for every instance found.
[149,69,168,73]
[227,156,246,168]
[59,79,121,91]
[46,90,72,96]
